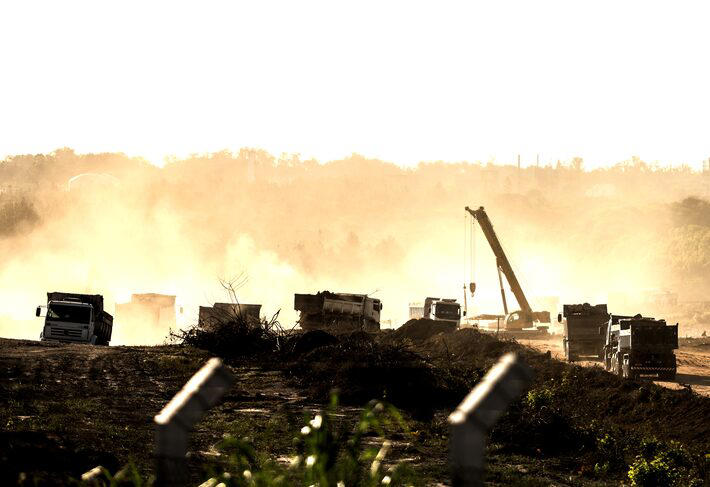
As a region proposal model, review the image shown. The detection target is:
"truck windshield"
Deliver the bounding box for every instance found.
[47,304,91,324]
[435,304,460,319]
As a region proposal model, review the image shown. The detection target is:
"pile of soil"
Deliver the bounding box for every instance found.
[423,328,528,364]
[423,329,710,451]
[176,316,710,453]
[288,333,469,418]
[389,318,457,342]
[290,329,338,356]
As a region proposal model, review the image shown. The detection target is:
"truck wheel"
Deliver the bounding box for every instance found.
[564,341,576,362]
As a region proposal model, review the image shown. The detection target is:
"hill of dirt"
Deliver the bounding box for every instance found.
[2,325,710,485]
[388,318,457,342]
[421,329,710,451]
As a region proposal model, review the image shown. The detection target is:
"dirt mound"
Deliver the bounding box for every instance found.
[291,330,338,356]
[422,329,710,452]
[290,332,470,418]
[424,328,527,363]
[390,318,457,342]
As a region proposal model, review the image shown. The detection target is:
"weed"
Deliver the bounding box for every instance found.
[73,395,413,487]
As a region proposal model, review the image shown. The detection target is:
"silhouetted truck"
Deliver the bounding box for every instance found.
[198,303,262,330]
[36,292,113,345]
[295,292,381,332]
[560,303,609,361]
[116,293,177,330]
[603,314,678,380]
[423,297,461,327]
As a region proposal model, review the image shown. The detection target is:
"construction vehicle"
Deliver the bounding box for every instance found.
[409,302,424,320]
[559,303,609,361]
[464,206,551,331]
[423,297,461,327]
[603,314,678,380]
[294,291,381,332]
[116,293,178,331]
[36,292,113,345]
[198,302,262,330]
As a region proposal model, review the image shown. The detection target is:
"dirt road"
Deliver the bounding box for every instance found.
[519,335,710,397]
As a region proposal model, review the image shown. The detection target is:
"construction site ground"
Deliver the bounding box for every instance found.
[0,337,616,486]
[518,335,710,397]
[2,328,710,485]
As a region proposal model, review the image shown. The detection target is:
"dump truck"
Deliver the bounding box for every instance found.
[409,302,424,320]
[559,303,609,362]
[198,303,262,330]
[423,297,461,327]
[36,292,113,345]
[115,293,177,331]
[603,314,678,380]
[294,291,381,332]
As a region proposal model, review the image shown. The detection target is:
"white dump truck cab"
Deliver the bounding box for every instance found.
[39,300,96,343]
[423,297,461,326]
[37,292,113,345]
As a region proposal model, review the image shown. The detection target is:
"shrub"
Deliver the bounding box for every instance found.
[170,307,289,361]
[628,455,680,487]
[627,441,704,487]
[524,386,554,410]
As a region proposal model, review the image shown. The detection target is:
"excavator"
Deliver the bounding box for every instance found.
[464,206,551,331]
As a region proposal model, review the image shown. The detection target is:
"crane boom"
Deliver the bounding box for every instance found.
[465,206,532,314]
[465,206,550,329]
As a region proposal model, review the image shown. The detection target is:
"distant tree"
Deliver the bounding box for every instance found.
[571,157,584,171]
[671,197,710,227]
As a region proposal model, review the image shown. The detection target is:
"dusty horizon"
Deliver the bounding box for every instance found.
[4,146,709,173]
[2,148,709,344]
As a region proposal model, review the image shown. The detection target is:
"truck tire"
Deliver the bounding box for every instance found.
[613,356,622,377]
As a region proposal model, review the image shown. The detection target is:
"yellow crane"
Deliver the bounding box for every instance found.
[465,206,550,331]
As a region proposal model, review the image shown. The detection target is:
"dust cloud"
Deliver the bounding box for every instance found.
[1,149,709,344]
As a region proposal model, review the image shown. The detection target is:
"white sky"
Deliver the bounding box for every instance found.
[1,1,709,169]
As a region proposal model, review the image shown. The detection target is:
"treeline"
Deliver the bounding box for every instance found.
[1,148,706,199]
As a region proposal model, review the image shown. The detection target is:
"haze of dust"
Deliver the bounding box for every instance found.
[0,149,707,344]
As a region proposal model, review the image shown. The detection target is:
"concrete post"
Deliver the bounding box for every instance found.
[448,353,533,487]
[154,357,234,487]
